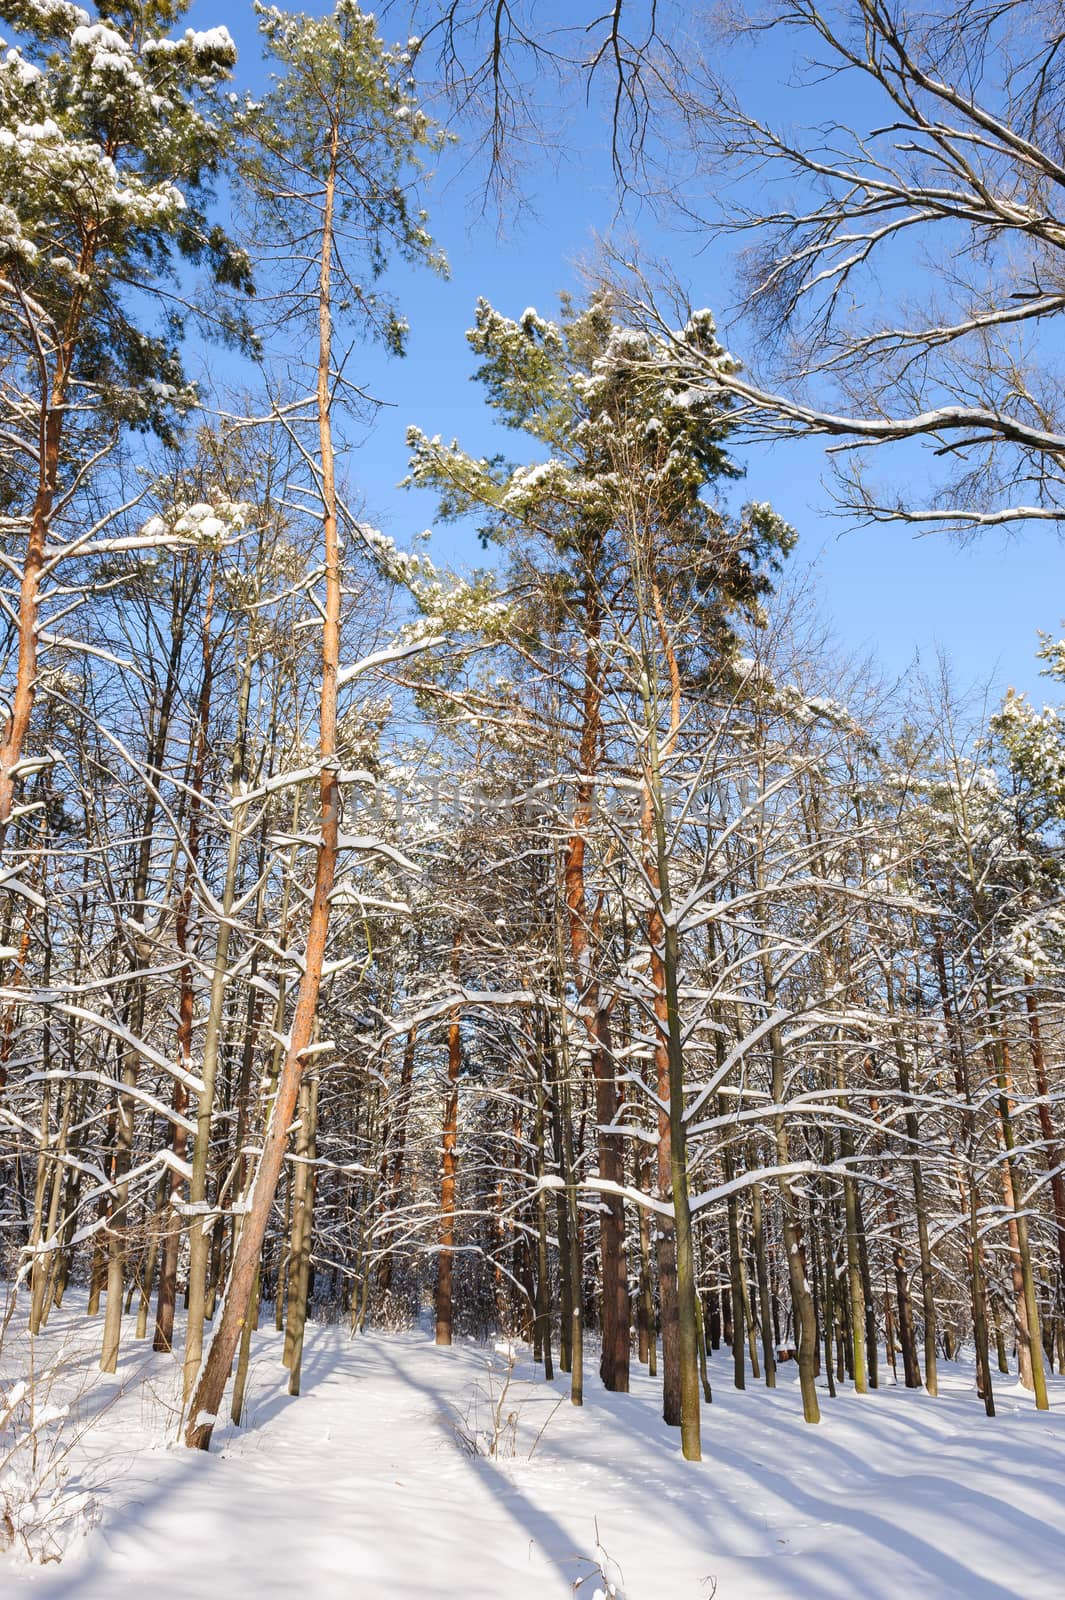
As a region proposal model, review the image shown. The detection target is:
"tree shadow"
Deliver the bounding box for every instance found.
[373,1340,618,1593]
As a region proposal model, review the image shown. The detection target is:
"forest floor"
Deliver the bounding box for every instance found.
[2,1296,1065,1599]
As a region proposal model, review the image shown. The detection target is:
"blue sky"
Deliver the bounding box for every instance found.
[190,0,1065,707]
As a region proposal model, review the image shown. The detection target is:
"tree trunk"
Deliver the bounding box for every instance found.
[435,948,462,1347]
[185,125,343,1450]
[287,1071,320,1396]
[891,991,938,1395]
[641,680,700,1459]
[751,1175,776,1389]
[534,1055,553,1379]
[562,583,629,1394]
[377,1027,417,1293]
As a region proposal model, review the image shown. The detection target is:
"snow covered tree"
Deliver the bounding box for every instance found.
[408,289,794,1454]
[185,0,446,1449]
[0,0,252,833]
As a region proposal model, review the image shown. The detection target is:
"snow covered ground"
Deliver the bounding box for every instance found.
[3,1298,1064,1599]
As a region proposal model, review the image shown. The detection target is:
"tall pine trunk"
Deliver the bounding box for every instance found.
[185,124,343,1450]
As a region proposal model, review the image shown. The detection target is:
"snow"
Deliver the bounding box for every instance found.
[2,49,41,86]
[143,26,237,60]
[2,1296,1064,1596]
[17,0,89,27]
[336,635,445,687]
[71,22,134,61]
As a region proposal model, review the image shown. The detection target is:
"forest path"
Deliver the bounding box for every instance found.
[5,1303,1065,1599]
